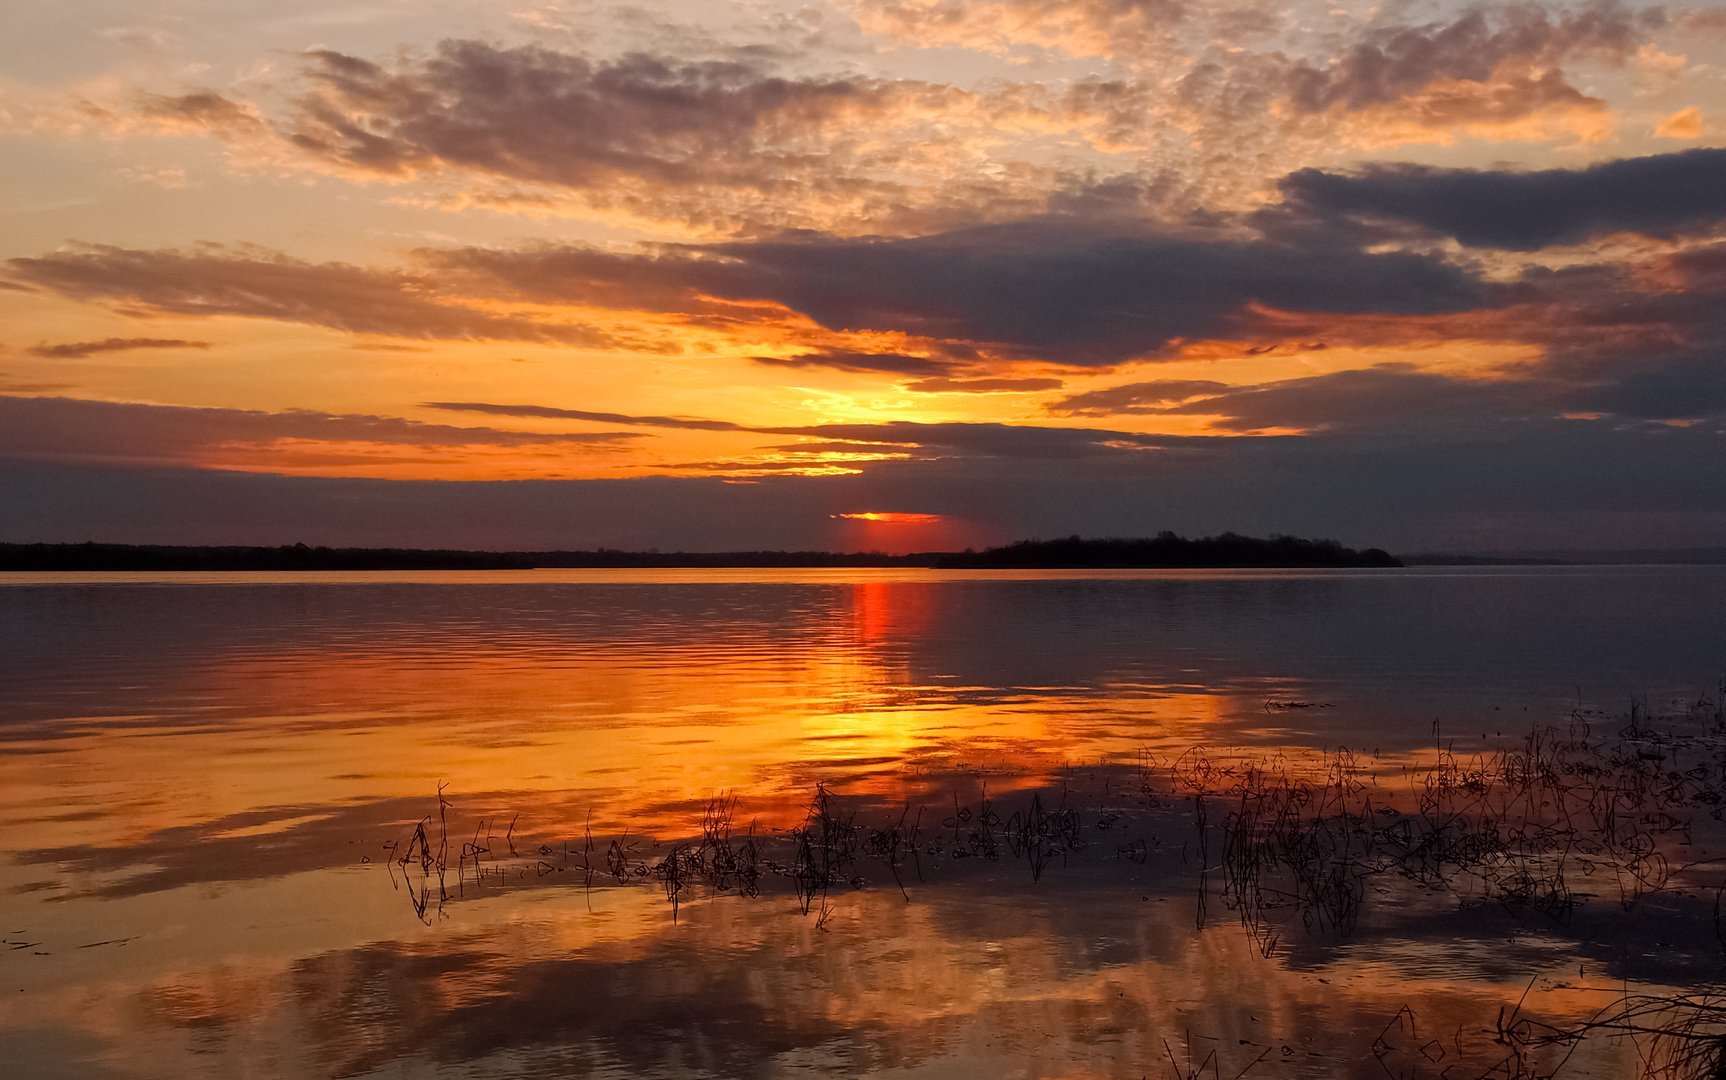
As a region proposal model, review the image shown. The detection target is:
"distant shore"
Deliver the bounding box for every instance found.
[0,534,1401,571]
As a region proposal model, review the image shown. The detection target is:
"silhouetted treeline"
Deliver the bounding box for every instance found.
[0,542,931,571]
[0,534,1401,571]
[933,532,1401,569]
[0,542,519,571]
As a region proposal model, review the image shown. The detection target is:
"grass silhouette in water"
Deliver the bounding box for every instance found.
[386,690,1726,931]
[379,685,1726,1077]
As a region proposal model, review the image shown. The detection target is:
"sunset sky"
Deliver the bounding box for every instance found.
[4,0,1725,552]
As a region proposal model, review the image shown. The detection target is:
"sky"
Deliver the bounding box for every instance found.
[2,0,1725,553]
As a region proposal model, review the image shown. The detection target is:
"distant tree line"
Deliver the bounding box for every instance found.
[0,533,1401,572]
[933,532,1401,569]
[0,542,928,571]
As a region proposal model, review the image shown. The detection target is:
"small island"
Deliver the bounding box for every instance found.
[0,533,1401,571]
[935,532,1400,569]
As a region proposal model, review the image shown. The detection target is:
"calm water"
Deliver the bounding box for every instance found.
[1,566,1724,1079]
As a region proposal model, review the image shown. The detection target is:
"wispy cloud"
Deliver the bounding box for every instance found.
[751,350,955,376]
[423,401,753,432]
[0,395,642,473]
[7,245,617,346]
[28,337,211,359]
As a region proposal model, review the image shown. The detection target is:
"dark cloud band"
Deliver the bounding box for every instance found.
[1280,148,1726,250]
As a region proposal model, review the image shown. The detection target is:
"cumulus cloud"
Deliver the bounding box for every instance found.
[1284,4,1653,115]
[77,7,1668,237]
[60,48,1044,237]
[1277,148,1726,249]
[284,44,926,190]
[1173,2,1661,150]
[37,0,1682,252]
[125,40,1043,234]
[846,2,1657,181]
[210,38,1259,235]
[856,0,1189,58]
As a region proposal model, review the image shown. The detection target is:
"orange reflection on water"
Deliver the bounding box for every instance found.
[10,570,1718,1079]
[0,577,1286,852]
[849,576,936,643]
[0,862,1656,1080]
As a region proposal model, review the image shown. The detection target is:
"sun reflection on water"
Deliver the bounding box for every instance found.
[3,568,1725,1078]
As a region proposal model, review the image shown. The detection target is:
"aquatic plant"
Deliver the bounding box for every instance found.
[376,687,1726,1075]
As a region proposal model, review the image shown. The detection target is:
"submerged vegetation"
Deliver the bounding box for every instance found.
[385,685,1726,1078]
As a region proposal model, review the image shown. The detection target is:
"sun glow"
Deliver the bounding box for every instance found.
[831,512,945,524]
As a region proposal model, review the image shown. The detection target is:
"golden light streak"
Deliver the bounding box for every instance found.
[831,512,945,524]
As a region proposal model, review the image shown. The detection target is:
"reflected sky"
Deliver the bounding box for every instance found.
[2,567,1724,1077]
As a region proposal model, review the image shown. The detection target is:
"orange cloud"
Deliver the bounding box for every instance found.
[1334,77,1615,148]
[0,394,643,479]
[1655,106,1705,139]
[856,0,1185,59]
[6,245,618,347]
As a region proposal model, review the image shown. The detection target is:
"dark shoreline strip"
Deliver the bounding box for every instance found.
[0,534,1401,572]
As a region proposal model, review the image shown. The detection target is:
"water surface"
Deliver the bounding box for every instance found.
[2,566,1724,1078]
